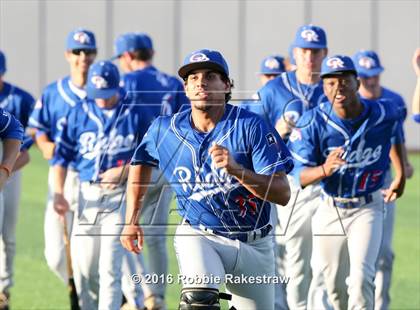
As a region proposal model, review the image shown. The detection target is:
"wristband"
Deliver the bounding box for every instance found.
[0,165,11,178]
[321,164,327,177]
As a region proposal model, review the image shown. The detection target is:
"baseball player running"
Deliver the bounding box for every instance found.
[0,50,35,309]
[288,55,406,310]
[0,106,23,310]
[53,60,153,309]
[113,32,189,310]
[28,28,97,283]
[242,24,328,310]
[353,49,413,310]
[121,49,294,310]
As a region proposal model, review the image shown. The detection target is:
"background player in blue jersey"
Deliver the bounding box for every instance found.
[412,48,420,122]
[242,24,329,310]
[113,32,189,310]
[353,49,413,310]
[289,55,406,310]
[258,55,286,86]
[53,61,153,310]
[28,28,97,284]
[0,50,35,309]
[121,49,293,310]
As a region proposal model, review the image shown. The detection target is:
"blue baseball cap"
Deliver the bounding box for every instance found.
[87,61,120,99]
[353,50,384,78]
[293,25,327,49]
[320,55,357,78]
[178,49,229,79]
[66,28,96,51]
[113,32,144,58]
[137,33,153,49]
[259,55,285,75]
[0,50,6,75]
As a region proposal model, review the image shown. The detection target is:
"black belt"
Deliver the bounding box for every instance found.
[184,219,272,243]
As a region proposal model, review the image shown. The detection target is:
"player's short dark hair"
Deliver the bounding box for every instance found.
[130,48,153,61]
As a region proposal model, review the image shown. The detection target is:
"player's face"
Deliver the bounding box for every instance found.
[323,74,360,109]
[294,47,327,72]
[65,49,97,74]
[360,75,381,93]
[184,69,230,112]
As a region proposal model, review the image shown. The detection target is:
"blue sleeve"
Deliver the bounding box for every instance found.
[20,135,34,151]
[414,114,420,123]
[250,117,294,175]
[52,112,77,167]
[390,120,404,145]
[287,111,320,186]
[0,110,24,141]
[131,118,161,167]
[28,94,51,135]
[20,91,36,128]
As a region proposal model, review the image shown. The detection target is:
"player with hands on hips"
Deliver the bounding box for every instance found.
[121,49,294,310]
[288,55,405,310]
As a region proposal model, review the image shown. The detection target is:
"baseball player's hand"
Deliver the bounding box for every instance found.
[275,116,295,139]
[39,141,55,160]
[322,147,346,177]
[208,143,241,175]
[120,224,144,254]
[53,193,70,216]
[0,170,8,191]
[99,166,128,189]
[412,48,420,77]
[382,177,405,203]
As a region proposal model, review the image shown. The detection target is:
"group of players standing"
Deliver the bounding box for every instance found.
[0,23,418,310]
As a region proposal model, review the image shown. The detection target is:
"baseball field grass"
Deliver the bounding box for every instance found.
[8,149,420,309]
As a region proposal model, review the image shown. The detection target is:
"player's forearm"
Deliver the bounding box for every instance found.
[299,165,326,187]
[231,168,291,205]
[12,150,30,172]
[390,144,406,181]
[125,164,153,224]
[35,132,55,159]
[53,165,68,195]
[1,139,22,171]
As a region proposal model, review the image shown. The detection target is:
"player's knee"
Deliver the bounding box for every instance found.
[179,288,220,310]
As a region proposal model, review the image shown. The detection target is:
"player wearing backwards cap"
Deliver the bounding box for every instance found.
[53,60,153,309]
[28,28,97,284]
[288,55,405,310]
[0,50,35,309]
[258,55,286,86]
[121,49,293,310]
[412,48,420,122]
[352,49,413,310]
[113,32,189,310]
[242,24,328,310]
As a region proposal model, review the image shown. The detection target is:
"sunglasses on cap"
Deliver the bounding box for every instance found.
[71,49,97,56]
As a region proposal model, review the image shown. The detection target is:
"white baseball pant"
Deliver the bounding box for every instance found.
[312,190,384,310]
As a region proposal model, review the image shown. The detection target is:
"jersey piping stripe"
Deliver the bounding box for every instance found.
[257,157,293,175]
[57,79,77,107]
[0,113,11,133]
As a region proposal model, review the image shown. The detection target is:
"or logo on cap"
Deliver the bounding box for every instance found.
[73,31,91,44]
[91,75,108,89]
[358,56,376,69]
[301,29,319,42]
[190,53,210,63]
[264,58,280,70]
[326,57,345,69]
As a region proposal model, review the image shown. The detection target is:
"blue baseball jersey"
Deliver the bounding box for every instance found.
[1,81,35,151]
[131,104,294,232]
[53,91,154,182]
[0,109,24,141]
[122,65,190,117]
[360,86,407,142]
[29,76,86,143]
[288,98,400,198]
[241,71,325,133]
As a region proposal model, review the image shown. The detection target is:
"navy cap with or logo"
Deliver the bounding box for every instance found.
[0,50,6,75]
[293,25,327,49]
[320,55,357,78]
[178,49,229,79]
[87,61,120,99]
[137,33,153,49]
[259,55,285,75]
[353,50,384,78]
[66,28,96,51]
